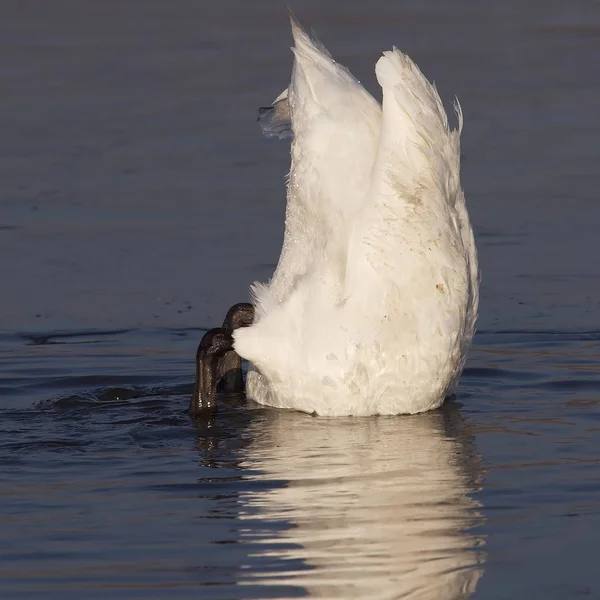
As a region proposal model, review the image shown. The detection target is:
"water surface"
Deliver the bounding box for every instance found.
[1,1,600,598]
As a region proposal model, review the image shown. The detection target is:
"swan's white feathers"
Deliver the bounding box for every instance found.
[251,17,380,315]
[234,20,479,416]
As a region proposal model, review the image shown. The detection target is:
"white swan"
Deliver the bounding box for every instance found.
[191,16,479,417]
[231,17,479,417]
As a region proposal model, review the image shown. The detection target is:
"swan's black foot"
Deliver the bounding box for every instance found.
[218,303,255,393]
[189,303,255,415]
[190,328,234,415]
[222,302,254,330]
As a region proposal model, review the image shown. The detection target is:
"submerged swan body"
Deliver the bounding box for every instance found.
[232,18,479,417]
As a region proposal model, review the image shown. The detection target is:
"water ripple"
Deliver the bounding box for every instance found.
[0,326,599,597]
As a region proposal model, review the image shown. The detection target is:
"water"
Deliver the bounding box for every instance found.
[1,1,600,598]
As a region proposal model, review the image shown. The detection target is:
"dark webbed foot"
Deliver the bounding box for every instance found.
[218,303,255,393]
[190,328,234,414]
[222,302,254,330]
[190,303,255,415]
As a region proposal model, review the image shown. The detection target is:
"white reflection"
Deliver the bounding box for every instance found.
[237,404,485,599]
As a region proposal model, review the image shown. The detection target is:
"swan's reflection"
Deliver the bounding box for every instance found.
[236,403,485,599]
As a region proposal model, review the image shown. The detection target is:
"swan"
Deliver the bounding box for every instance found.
[190,16,479,417]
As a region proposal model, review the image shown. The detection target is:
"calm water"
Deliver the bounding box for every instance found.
[1,1,600,598]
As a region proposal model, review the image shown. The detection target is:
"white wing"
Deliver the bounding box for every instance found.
[251,15,382,319]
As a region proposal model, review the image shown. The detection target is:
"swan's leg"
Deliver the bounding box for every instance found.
[222,302,255,330]
[218,303,255,393]
[190,304,255,414]
[190,327,235,415]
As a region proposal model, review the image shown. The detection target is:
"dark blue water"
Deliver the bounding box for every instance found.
[2,328,600,598]
[2,1,600,598]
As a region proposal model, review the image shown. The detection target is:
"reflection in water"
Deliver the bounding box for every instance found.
[236,403,486,599]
